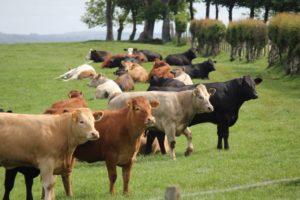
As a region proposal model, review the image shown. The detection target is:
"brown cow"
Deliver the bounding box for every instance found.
[62,96,159,195]
[44,90,88,114]
[149,59,174,79]
[114,70,135,91]
[0,108,103,200]
[121,61,149,83]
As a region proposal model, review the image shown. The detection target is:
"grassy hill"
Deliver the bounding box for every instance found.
[0,41,299,199]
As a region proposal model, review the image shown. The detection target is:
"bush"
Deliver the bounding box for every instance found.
[189,19,226,56]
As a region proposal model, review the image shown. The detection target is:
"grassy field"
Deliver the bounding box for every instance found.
[0,41,299,200]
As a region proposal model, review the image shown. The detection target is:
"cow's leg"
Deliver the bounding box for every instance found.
[217,125,230,150]
[122,162,133,195]
[105,160,117,194]
[223,126,230,150]
[24,174,35,200]
[61,157,76,197]
[39,163,55,200]
[145,130,156,155]
[3,169,18,200]
[183,127,194,156]
[156,131,167,154]
[217,126,223,149]
[165,126,176,160]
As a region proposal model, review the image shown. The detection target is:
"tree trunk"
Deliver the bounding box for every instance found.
[117,22,124,41]
[129,10,137,41]
[188,0,194,20]
[264,5,270,23]
[250,5,255,18]
[228,4,234,22]
[206,0,211,18]
[138,19,155,41]
[161,0,171,42]
[105,0,114,41]
[215,3,219,20]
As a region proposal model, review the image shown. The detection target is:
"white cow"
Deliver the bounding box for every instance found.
[173,67,194,85]
[108,85,215,160]
[57,64,96,81]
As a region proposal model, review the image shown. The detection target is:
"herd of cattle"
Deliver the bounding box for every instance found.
[0,47,262,200]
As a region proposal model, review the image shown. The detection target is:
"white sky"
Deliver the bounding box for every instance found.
[0,0,249,35]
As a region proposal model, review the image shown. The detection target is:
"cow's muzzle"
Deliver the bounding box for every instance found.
[88,131,100,140]
[145,116,156,127]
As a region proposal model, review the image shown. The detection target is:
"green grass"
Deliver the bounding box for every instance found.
[0,41,299,200]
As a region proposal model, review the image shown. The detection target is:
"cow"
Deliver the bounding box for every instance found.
[88,74,122,99]
[114,69,135,91]
[102,53,147,68]
[56,64,97,81]
[182,59,216,79]
[61,96,159,195]
[172,67,193,85]
[124,48,163,61]
[86,49,112,63]
[0,108,103,200]
[44,90,88,114]
[165,48,197,66]
[108,85,215,160]
[120,61,149,83]
[149,59,174,79]
[147,76,185,90]
[146,75,263,153]
[138,133,169,155]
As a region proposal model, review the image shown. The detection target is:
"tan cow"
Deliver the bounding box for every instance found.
[121,61,149,83]
[0,108,103,200]
[108,85,215,160]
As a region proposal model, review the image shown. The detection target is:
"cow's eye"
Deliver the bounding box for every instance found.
[198,96,204,99]
[134,107,140,111]
[79,121,84,124]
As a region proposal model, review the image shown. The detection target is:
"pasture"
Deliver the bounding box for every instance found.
[0,41,299,199]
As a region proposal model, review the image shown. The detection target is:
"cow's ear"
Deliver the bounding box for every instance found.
[72,110,80,122]
[182,67,185,72]
[127,99,133,108]
[254,77,263,85]
[208,88,216,96]
[192,87,199,96]
[94,111,104,122]
[150,100,160,109]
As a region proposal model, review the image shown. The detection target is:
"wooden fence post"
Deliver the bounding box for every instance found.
[165,186,181,200]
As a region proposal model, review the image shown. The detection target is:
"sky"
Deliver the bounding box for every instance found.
[0,0,249,35]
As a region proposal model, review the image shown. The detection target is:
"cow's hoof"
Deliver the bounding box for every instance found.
[217,146,222,150]
[184,148,193,156]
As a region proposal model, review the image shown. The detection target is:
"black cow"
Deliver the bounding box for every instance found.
[147,76,185,90]
[86,49,111,62]
[0,109,40,200]
[165,48,197,66]
[146,75,263,153]
[124,48,163,61]
[182,59,216,79]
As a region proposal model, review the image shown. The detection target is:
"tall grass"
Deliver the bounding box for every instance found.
[0,41,299,200]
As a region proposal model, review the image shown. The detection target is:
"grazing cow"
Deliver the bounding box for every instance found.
[149,59,174,79]
[172,67,193,85]
[61,96,159,195]
[165,48,197,66]
[114,69,135,91]
[88,74,122,99]
[120,61,149,83]
[0,108,103,200]
[148,76,185,90]
[44,90,88,114]
[86,49,112,62]
[182,59,216,79]
[146,75,263,153]
[108,85,215,160]
[57,64,97,81]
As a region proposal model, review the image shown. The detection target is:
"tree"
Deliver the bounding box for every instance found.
[116,9,129,41]
[175,11,189,45]
[238,0,264,19]
[161,0,172,42]
[82,0,115,41]
[216,0,239,21]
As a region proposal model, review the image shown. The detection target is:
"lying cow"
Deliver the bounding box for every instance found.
[146,75,263,153]
[0,108,103,200]
[108,85,215,160]
[114,69,135,91]
[120,61,149,83]
[124,48,163,61]
[149,59,174,79]
[148,76,185,90]
[172,67,193,85]
[61,96,159,195]
[88,74,122,99]
[165,48,197,66]
[57,64,97,81]
[86,49,112,62]
[182,59,216,79]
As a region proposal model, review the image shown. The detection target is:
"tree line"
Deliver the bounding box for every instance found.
[82,0,300,42]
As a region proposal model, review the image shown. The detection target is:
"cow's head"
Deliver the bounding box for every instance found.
[85,49,93,60]
[71,108,103,143]
[68,90,83,98]
[88,73,106,87]
[127,96,159,128]
[206,59,217,72]
[239,75,263,100]
[192,84,215,113]
[187,48,197,60]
